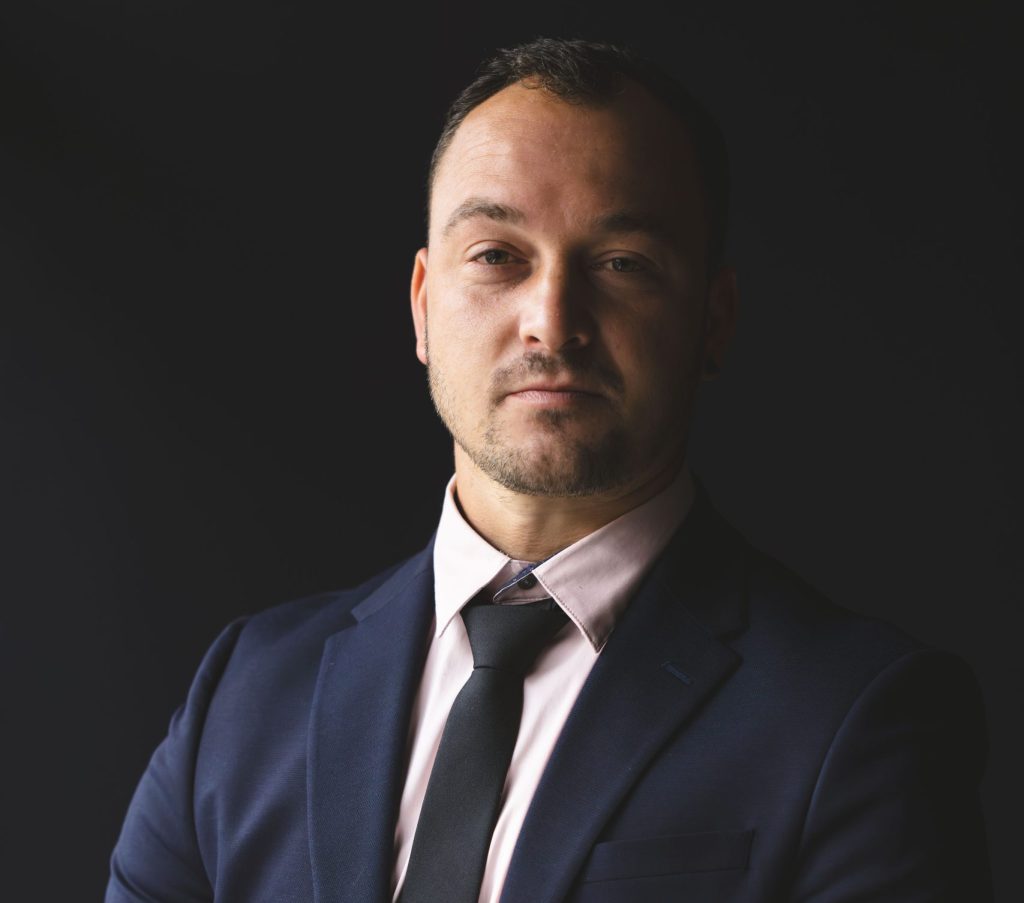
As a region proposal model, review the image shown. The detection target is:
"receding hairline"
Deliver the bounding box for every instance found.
[431,75,650,201]
[422,38,730,269]
[427,78,703,244]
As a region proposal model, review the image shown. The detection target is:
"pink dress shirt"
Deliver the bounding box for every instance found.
[390,463,696,903]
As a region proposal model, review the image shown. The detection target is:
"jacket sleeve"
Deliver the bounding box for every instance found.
[790,648,993,902]
[105,616,249,903]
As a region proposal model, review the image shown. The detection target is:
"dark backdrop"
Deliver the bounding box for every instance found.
[3,1,1021,899]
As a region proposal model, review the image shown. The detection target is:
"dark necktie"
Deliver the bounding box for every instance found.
[398,594,569,903]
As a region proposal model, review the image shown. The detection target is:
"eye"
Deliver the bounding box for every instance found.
[600,256,643,273]
[471,248,517,265]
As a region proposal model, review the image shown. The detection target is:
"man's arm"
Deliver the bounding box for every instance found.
[790,648,992,902]
[106,617,249,903]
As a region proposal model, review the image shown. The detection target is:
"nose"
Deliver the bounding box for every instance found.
[517,260,594,353]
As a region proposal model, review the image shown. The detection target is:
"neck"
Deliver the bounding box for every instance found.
[451,445,687,561]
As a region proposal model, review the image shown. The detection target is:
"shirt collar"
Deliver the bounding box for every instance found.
[432,462,696,652]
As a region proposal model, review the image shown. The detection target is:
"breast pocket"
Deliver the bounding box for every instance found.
[579,828,754,883]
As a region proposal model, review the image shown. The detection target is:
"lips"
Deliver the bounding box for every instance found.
[491,355,624,403]
[507,383,601,396]
[503,384,606,408]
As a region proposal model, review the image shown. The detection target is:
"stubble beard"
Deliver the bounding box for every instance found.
[426,344,638,498]
[476,406,635,497]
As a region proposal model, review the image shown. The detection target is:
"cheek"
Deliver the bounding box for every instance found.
[648,300,703,366]
[429,283,518,365]
[610,316,692,386]
[428,310,496,386]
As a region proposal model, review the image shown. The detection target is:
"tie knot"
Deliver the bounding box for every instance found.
[461,597,569,675]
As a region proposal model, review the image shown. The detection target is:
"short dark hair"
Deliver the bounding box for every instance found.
[426,37,731,271]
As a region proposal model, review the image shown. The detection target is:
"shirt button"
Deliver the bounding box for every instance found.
[517,573,538,590]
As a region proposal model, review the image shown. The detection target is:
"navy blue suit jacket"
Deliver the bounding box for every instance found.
[106,479,992,901]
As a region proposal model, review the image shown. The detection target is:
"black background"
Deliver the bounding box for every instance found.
[3,1,1021,899]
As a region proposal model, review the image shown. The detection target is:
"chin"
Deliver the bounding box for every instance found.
[471,432,636,498]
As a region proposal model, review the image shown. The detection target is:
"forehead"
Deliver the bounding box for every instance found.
[429,80,704,246]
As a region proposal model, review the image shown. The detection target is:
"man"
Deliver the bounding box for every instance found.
[106,38,992,902]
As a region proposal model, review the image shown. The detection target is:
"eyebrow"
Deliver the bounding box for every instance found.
[592,210,676,245]
[442,198,525,238]
[440,197,676,244]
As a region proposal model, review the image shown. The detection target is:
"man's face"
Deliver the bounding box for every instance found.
[411,79,735,497]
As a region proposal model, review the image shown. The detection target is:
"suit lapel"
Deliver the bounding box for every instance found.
[307,541,436,903]
[500,484,749,903]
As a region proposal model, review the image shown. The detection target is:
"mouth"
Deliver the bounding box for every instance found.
[504,386,604,407]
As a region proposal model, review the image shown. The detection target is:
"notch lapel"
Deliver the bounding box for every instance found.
[307,543,436,903]
[500,485,749,903]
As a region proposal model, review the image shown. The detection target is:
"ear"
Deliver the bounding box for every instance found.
[700,265,738,380]
[410,247,429,365]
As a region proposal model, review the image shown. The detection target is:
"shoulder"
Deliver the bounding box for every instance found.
[184,543,431,700]
[681,486,980,707]
[696,509,988,802]
[742,542,925,661]
[735,527,913,663]
[674,484,925,665]
[226,545,430,660]
[172,544,433,752]
[716,520,986,744]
